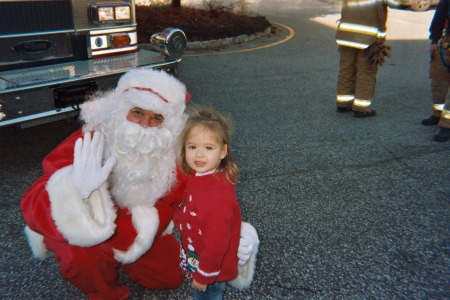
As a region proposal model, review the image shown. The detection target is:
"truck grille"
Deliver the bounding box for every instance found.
[0,1,73,35]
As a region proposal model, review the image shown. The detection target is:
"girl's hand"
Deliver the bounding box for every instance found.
[191,279,207,292]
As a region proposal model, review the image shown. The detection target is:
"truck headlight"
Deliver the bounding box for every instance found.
[98,7,114,22]
[115,6,131,21]
[90,3,131,24]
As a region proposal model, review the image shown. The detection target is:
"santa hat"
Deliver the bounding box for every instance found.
[116,68,190,114]
[82,68,190,134]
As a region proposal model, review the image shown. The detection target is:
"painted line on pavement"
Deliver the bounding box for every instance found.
[184,22,295,57]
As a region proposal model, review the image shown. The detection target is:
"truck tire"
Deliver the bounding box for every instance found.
[410,0,431,11]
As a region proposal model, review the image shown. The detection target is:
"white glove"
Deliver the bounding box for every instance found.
[237,222,260,266]
[72,132,116,199]
[238,236,253,265]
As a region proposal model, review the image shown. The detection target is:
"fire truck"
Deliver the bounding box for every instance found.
[0,0,187,128]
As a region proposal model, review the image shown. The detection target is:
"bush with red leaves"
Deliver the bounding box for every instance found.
[136,5,271,43]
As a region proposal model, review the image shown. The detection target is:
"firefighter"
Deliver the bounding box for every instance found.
[335,0,389,118]
[422,0,450,142]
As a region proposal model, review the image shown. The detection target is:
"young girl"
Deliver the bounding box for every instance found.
[174,107,241,300]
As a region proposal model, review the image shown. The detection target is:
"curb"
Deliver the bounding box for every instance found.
[186,26,273,50]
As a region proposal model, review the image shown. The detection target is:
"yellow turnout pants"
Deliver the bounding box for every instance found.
[336,46,378,113]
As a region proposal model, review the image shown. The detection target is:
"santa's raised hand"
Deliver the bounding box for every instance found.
[72,131,116,199]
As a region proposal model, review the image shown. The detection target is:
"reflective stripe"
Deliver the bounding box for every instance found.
[433,104,445,111]
[347,0,376,6]
[336,39,370,49]
[338,23,386,39]
[442,109,450,120]
[337,95,355,102]
[353,99,372,107]
[347,0,386,7]
[197,266,220,277]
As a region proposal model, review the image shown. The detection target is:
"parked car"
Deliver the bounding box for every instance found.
[387,0,439,11]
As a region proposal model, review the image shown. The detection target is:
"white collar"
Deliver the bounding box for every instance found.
[195,169,217,177]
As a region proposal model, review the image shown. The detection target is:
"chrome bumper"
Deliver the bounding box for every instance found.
[0,48,180,128]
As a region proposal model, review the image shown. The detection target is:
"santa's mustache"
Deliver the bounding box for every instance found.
[114,121,173,156]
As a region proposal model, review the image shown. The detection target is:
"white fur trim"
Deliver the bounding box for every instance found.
[24,226,52,260]
[115,69,186,108]
[81,68,188,139]
[113,204,159,264]
[47,166,117,247]
[162,220,174,236]
[116,69,188,136]
[228,222,260,290]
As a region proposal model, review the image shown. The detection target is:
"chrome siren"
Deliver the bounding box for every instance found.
[150,28,187,59]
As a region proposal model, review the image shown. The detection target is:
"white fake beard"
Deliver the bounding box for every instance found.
[102,120,177,208]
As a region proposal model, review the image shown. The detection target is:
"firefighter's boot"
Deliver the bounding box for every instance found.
[434,126,450,142]
[354,108,376,118]
[421,116,440,126]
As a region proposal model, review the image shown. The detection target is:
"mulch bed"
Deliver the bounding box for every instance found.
[136,5,272,43]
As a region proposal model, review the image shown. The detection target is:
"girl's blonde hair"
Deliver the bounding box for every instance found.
[178,106,239,184]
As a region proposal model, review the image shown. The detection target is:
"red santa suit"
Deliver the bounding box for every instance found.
[22,128,190,300]
[173,171,241,285]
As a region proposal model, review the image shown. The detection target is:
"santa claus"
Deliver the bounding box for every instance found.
[21,69,259,300]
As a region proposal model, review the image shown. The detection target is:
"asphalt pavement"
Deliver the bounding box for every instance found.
[0,1,449,299]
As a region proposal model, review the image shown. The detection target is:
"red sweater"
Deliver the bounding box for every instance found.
[173,171,241,285]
